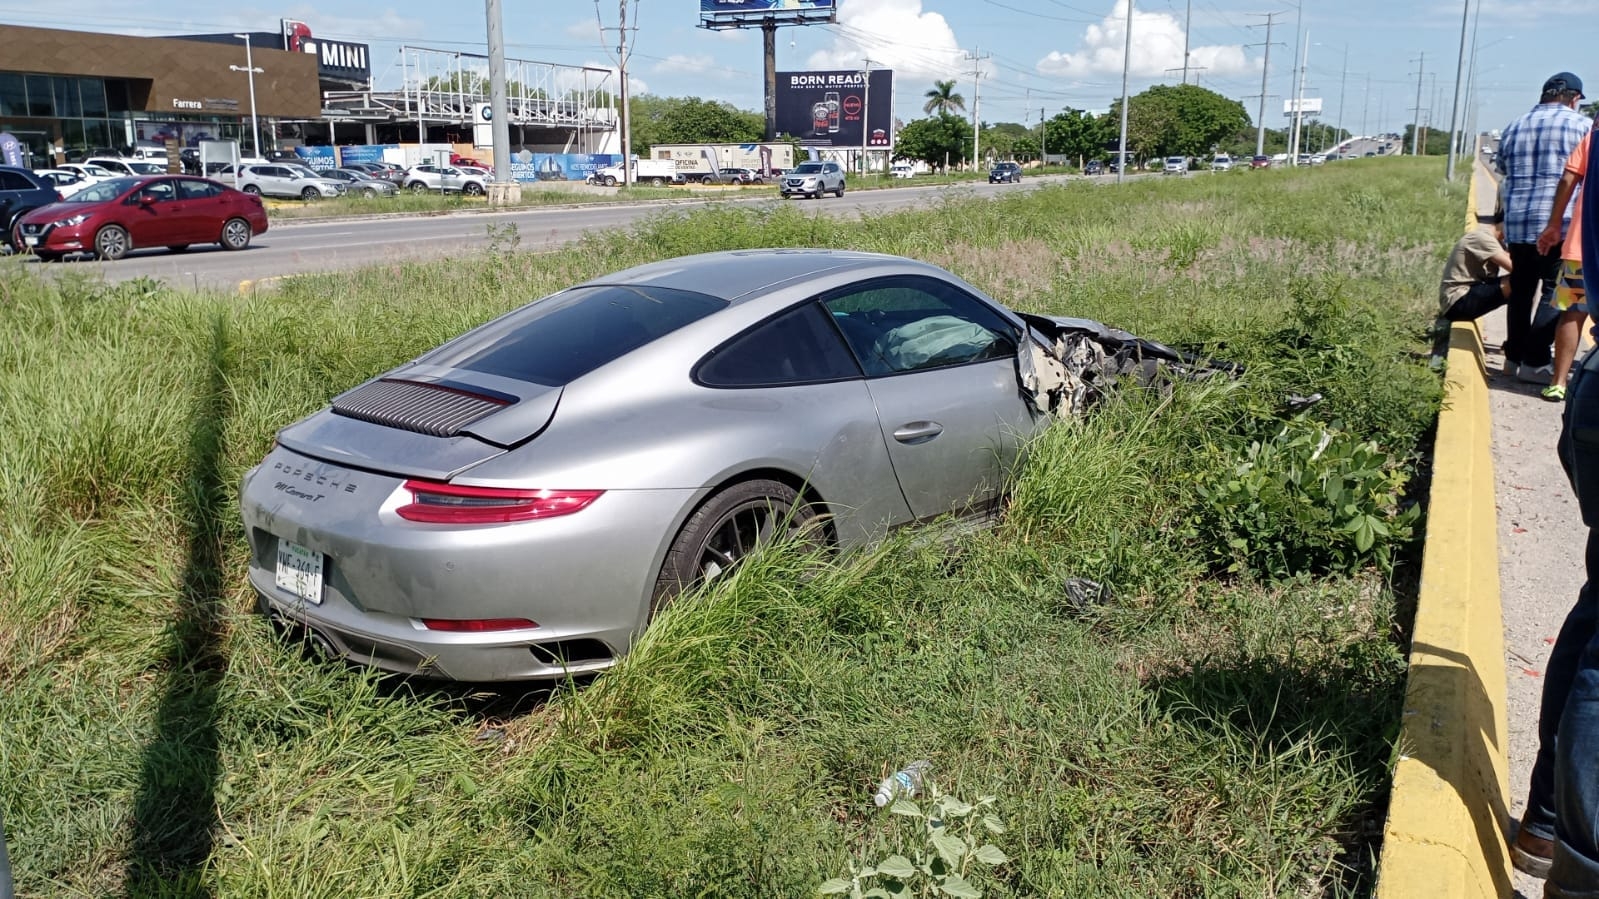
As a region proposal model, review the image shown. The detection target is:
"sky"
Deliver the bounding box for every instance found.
[2,0,1592,139]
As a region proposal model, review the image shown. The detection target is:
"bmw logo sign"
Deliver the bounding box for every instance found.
[481,106,492,121]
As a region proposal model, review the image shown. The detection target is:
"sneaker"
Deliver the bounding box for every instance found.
[1520,363,1556,383]
[1543,384,1568,402]
[1513,823,1554,878]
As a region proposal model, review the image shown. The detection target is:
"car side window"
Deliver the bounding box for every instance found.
[696,302,861,388]
[0,171,35,190]
[178,179,219,199]
[821,276,1018,377]
[134,180,176,203]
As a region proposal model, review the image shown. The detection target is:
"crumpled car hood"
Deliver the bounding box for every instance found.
[1016,312,1242,416]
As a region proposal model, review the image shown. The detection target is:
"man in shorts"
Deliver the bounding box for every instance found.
[1537,125,1595,402]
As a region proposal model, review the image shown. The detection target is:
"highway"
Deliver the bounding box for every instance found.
[16,174,1091,290]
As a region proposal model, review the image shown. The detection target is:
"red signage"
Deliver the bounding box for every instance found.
[842,95,862,117]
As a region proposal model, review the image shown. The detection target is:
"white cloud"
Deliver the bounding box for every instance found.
[805,0,967,81]
[1038,1,1252,81]
[653,54,718,76]
[574,61,646,97]
[565,19,601,42]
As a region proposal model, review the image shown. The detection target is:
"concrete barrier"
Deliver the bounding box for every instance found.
[1375,166,1512,898]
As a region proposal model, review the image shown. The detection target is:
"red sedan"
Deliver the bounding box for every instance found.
[13,175,268,261]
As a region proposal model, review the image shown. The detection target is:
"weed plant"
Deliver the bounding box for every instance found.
[0,158,1455,896]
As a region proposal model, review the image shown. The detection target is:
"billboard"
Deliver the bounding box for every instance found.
[1283,98,1324,116]
[282,19,371,88]
[293,146,338,171]
[775,70,893,149]
[700,0,835,26]
[506,152,621,184]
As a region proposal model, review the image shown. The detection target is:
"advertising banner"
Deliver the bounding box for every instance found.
[1283,98,1324,116]
[293,146,338,171]
[700,0,835,23]
[505,152,621,183]
[775,70,893,149]
[0,133,22,168]
[339,145,401,166]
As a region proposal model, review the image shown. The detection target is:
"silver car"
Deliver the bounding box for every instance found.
[780,161,846,199]
[241,250,1071,681]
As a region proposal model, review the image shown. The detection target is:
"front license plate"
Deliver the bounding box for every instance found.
[275,539,325,605]
[23,236,37,247]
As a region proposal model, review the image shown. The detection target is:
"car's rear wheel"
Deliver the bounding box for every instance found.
[463,182,484,196]
[649,176,665,186]
[93,225,129,261]
[167,244,190,253]
[300,186,320,200]
[409,181,429,193]
[835,182,845,197]
[220,218,252,251]
[651,479,822,613]
[242,184,261,195]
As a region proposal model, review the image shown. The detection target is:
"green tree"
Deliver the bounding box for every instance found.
[895,113,971,169]
[1402,123,1450,155]
[982,121,1029,160]
[923,80,966,116]
[1042,108,1112,162]
[1107,84,1252,159]
[627,95,762,154]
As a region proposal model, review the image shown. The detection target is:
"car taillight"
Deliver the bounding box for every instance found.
[396,480,602,524]
[420,617,538,632]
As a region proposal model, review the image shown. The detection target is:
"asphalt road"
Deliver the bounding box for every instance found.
[18,173,1096,290]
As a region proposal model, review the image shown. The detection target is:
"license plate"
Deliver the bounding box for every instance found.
[275,539,325,605]
[23,236,37,247]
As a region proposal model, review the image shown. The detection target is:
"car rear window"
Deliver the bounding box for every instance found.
[423,284,728,386]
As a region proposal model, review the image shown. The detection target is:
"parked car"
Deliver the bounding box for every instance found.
[988,161,1023,183]
[719,167,764,184]
[1083,159,1104,175]
[57,163,120,185]
[343,161,406,184]
[238,249,1225,681]
[404,164,488,196]
[13,175,267,261]
[0,166,63,250]
[1211,155,1234,172]
[450,154,488,169]
[232,164,346,200]
[1249,155,1272,169]
[779,161,846,199]
[1163,156,1189,175]
[322,168,400,197]
[890,163,915,179]
[1309,154,1327,165]
[84,158,167,178]
[33,169,92,198]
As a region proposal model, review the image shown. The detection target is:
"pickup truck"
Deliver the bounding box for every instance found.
[587,158,682,187]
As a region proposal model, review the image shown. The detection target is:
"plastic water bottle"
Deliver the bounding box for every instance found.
[873,760,932,807]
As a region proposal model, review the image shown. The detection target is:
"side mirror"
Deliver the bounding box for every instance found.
[139,193,156,205]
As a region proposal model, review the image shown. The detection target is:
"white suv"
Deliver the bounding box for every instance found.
[403,164,488,196]
[230,163,345,199]
[780,161,846,199]
[1211,155,1234,172]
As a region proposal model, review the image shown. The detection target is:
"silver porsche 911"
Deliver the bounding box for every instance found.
[240,249,1171,681]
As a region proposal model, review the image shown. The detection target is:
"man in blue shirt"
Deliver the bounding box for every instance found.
[1495,73,1589,382]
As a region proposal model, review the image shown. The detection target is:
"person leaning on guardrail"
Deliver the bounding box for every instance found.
[1534,113,1599,899]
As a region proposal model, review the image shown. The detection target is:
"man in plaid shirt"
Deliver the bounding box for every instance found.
[1495,72,1590,382]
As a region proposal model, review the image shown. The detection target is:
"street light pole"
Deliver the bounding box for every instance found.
[230,33,263,155]
[1116,0,1132,184]
[861,58,877,176]
[1445,0,1471,181]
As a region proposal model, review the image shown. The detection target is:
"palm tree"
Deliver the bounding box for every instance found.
[923,80,966,116]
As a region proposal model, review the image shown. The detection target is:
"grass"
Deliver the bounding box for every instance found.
[0,158,1458,897]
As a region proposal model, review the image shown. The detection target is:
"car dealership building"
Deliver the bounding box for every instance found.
[0,24,321,165]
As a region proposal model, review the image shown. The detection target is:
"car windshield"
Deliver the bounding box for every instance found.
[63,178,140,202]
[79,165,114,178]
[286,165,320,178]
[792,163,824,174]
[423,285,729,387]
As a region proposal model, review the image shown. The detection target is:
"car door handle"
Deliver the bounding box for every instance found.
[892,421,943,445]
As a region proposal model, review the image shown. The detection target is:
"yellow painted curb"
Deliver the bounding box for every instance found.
[1374,244,1511,898]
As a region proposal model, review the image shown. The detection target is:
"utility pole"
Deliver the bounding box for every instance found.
[1445,0,1470,180]
[763,22,777,140]
[484,0,518,204]
[597,0,639,187]
[1116,0,1132,184]
[1181,0,1193,84]
[965,47,990,170]
[1361,73,1370,138]
[1289,0,1303,162]
[860,57,877,175]
[1410,52,1426,156]
[1335,43,1348,147]
[1289,29,1310,164]
[1248,12,1285,158]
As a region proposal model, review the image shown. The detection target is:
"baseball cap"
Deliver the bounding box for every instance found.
[1544,72,1585,98]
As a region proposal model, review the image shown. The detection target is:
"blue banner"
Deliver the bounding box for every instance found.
[293,146,338,171]
[339,144,400,166]
[505,152,621,183]
[0,133,23,168]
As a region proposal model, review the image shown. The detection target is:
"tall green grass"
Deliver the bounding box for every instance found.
[0,158,1455,897]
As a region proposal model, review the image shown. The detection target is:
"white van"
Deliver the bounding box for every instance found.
[890,163,915,179]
